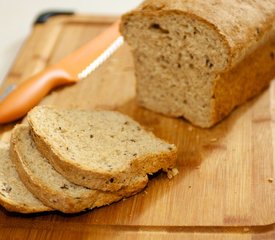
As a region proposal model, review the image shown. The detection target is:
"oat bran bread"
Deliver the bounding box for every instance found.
[10,124,149,213]
[0,142,51,213]
[27,106,177,191]
[120,0,275,128]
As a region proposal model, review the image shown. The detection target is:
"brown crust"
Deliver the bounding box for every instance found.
[211,34,275,126]
[10,125,148,213]
[0,195,50,214]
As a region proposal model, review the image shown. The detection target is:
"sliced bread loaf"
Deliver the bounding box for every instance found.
[10,124,148,213]
[27,106,177,191]
[0,142,51,213]
[120,0,275,128]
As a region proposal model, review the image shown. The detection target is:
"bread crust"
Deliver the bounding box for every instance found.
[211,34,275,127]
[0,199,50,214]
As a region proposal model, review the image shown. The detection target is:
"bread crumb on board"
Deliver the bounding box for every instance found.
[188,126,193,132]
[268,178,273,183]
[210,138,218,142]
[167,168,179,179]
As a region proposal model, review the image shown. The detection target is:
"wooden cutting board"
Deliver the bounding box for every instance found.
[0,14,274,240]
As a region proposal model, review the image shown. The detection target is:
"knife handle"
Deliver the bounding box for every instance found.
[0,67,74,124]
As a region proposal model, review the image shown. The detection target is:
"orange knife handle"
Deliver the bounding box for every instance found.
[0,67,74,124]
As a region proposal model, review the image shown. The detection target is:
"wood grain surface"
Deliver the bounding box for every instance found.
[0,14,274,240]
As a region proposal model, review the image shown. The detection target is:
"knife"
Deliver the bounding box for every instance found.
[0,20,123,124]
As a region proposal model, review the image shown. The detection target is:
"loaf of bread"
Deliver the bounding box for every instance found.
[0,142,51,213]
[10,125,148,213]
[120,0,275,128]
[27,106,177,192]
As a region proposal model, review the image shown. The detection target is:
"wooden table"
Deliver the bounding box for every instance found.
[0,14,274,240]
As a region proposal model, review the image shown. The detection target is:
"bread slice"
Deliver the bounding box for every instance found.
[120,0,275,128]
[27,106,177,191]
[0,142,51,213]
[10,124,148,213]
